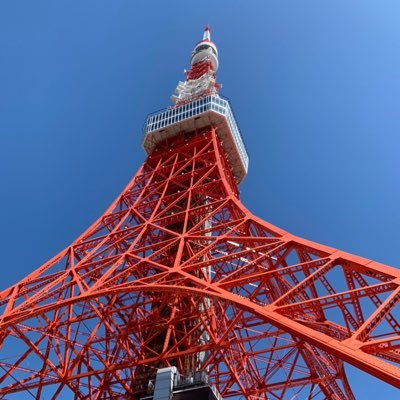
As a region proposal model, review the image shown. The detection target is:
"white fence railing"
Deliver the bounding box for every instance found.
[143,95,249,174]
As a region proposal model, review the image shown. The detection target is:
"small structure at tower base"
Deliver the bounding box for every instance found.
[140,368,222,400]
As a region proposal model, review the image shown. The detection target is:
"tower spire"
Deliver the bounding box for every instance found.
[203,24,211,41]
[171,26,220,106]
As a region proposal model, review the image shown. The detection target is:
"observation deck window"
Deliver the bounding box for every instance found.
[143,95,249,180]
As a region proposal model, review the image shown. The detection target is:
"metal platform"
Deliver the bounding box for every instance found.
[142,95,249,183]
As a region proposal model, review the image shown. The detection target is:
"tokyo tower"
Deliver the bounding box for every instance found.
[1,26,400,400]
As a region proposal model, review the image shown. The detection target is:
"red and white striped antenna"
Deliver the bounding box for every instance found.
[171,26,220,106]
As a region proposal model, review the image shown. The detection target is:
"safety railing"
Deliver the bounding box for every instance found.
[143,95,249,174]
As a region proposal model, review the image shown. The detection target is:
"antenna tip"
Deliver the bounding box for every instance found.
[203,25,211,41]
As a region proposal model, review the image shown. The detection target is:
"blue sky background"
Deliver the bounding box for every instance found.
[1,1,399,398]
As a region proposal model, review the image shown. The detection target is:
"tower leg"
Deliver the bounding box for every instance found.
[0,128,399,398]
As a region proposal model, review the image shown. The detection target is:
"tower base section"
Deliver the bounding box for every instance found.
[140,368,222,400]
[141,386,221,400]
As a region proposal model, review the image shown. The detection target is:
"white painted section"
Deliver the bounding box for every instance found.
[203,27,211,41]
[153,367,178,400]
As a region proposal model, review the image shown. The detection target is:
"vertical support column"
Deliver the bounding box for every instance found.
[153,367,178,400]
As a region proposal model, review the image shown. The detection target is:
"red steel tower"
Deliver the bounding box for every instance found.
[0,27,400,400]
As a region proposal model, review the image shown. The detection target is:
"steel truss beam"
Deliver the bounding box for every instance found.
[0,128,399,399]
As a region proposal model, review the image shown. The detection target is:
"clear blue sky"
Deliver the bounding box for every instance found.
[0,1,399,398]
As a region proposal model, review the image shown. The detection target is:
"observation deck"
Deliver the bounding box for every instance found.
[142,95,249,183]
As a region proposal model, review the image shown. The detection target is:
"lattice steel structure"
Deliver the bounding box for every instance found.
[0,27,399,400]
